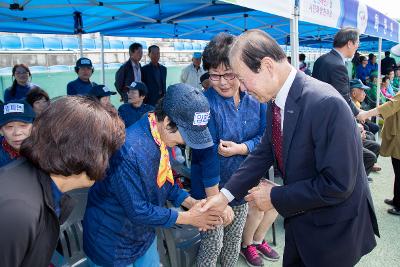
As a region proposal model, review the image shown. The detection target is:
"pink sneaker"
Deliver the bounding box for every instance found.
[256,240,280,261]
[240,245,264,267]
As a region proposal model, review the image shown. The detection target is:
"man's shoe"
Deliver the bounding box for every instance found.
[371,164,382,172]
[240,245,264,267]
[384,199,394,206]
[388,207,400,216]
[256,240,280,261]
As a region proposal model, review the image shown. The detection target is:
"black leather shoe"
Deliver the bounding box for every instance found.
[388,207,400,216]
[384,199,394,206]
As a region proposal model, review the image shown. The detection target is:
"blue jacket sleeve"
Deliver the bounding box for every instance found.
[191,146,220,188]
[243,103,267,152]
[111,151,178,228]
[166,184,189,208]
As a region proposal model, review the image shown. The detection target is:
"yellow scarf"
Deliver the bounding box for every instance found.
[148,112,174,188]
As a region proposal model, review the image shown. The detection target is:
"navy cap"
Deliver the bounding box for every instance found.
[350,79,370,90]
[75,57,93,68]
[200,72,210,83]
[89,85,117,98]
[0,100,35,127]
[163,83,213,149]
[126,81,148,95]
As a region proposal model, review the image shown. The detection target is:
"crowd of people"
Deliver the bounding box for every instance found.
[0,25,398,267]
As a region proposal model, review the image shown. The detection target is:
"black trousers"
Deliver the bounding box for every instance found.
[391,157,400,208]
[362,139,380,176]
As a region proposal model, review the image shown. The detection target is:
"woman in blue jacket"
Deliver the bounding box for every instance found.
[83,83,225,267]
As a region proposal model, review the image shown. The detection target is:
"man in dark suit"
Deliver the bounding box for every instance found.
[201,29,379,267]
[312,27,361,118]
[141,45,167,106]
[381,51,397,75]
[115,42,143,103]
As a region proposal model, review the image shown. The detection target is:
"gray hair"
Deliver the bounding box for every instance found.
[229,29,286,73]
[333,27,359,48]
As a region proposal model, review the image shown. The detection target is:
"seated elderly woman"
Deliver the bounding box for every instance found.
[190,33,277,267]
[83,83,224,267]
[0,96,125,267]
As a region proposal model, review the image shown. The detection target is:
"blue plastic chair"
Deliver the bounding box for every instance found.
[183,42,193,50]
[122,40,133,50]
[192,43,201,50]
[109,40,124,50]
[43,37,62,50]
[94,39,110,49]
[82,38,95,50]
[62,37,79,50]
[174,42,184,51]
[22,36,44,50]
[0,36,22,50]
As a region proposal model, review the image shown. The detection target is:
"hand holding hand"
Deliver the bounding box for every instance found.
[221,205,234,226]
[200,192,229,215]
[245,180,275,212]
[186,199,223,231]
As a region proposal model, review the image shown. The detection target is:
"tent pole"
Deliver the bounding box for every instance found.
[377,37,382,109]
[101,34,105,84]
[79,33,83,58]
[376,37,382,135]
[290,4,299,69]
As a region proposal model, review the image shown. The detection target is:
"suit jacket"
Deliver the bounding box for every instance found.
[115,60,140,103]
[225,71,378,267]
[381,56,396,75]
[141,63,167,106]
[378,92,400,159]
[312,49,359,116]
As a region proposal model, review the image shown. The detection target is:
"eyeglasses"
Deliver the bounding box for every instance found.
[15,71,28,75]
[209,73,236,81]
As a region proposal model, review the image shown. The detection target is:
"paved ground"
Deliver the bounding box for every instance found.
[236,155,400,267]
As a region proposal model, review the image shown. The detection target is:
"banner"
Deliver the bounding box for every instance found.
[300,0,399,43]
[221,0,295,19]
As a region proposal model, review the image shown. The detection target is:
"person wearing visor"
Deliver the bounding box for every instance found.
[88,84,117,108]
[67,57,97,96]
[118,81,154,128]
[83,83,228,267]
[0,100,35,168]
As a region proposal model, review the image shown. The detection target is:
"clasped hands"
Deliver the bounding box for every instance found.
[192,179,277,231]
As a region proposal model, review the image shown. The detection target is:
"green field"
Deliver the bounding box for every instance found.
[0,66,185,108]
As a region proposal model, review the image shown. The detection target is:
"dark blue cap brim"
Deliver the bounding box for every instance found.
[0,117,33,127]
[178,125,213,149]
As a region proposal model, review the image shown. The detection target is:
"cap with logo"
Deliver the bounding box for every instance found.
[350,79,370,90]
[0,100,35,127]
[163,83,213,149]
[75,57,93,69]
[193,52,202,59]
[89,85,117,98]
[125,81,148,95]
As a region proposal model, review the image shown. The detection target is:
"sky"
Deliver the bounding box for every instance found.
[360,0,400,20]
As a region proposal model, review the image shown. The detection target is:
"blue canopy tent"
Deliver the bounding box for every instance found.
[0,0,398,80]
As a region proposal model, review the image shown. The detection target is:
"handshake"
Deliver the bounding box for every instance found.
[182,179,278,231]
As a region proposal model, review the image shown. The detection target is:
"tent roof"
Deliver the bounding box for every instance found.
[0,0,397,51]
